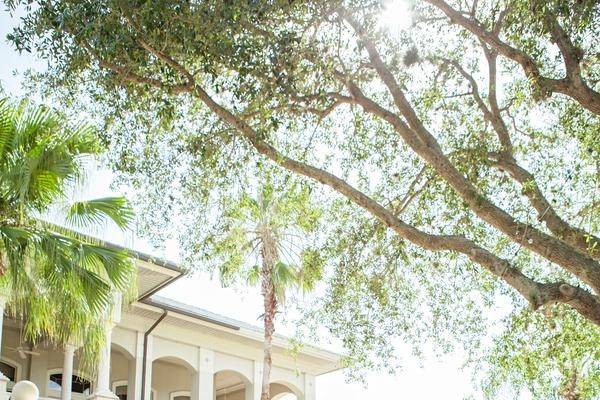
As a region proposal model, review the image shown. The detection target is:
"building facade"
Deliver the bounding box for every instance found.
[0,250,339,400]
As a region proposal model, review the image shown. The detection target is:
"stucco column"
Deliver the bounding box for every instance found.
[61,344,77,400]
[142,336,153,400]
[89,323,117,400]
[244,384,253,400]
[250,361,262,400]
[194,348,214,400]
[89,294,122,400]
[0,294,10,400]
[129,331,144,400]
[303,374,315,400]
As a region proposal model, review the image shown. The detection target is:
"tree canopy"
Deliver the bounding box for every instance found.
[5,0,600,397]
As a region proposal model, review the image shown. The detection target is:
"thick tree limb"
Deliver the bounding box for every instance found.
[442,57,512,151]
[444,54,600,261]
[346,82,600,293]
[489,153,600,260]
[425,0,600,116]
[339,16,600,294]
[193,84,600,326]
[74,18,600,326]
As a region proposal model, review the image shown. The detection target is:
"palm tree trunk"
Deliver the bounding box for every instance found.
[560,370,580,400]
[260,231,278,400]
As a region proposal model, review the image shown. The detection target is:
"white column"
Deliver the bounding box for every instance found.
[251,361,262,400]
[89,324,117,400]
[129,332,144,400]
[194,348,214,400]
[142,336,153,400]
[61,344,76,400]
[89,295,121,400]
[303,374,315,400]
[0,295,10,400]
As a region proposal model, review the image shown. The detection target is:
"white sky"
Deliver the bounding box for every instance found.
[0,3,523,398]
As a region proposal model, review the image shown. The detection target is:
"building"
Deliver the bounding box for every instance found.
[0,248,340,400]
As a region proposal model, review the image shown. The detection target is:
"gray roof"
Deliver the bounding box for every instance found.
[144,295,289,341]
[143,296,342,373]
[51,225,185,274]
[104,241,185,274]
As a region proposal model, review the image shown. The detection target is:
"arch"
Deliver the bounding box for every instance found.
[46,367,93,399]
[151,356,193,400]
[270,367,303,394]
[213,353,253,384]
[169,390,191,400]
[270,381,302,398]
[214,369,251,398]
[152,356,196,373]
[213,369,251,386]
[151,338,198,372]
[111,342,135,360]
[111,328,136,359]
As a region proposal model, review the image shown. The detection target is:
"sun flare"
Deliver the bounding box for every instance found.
[379,0,412,32]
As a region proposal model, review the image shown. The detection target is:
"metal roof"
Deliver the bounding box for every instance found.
[102,241,185,274]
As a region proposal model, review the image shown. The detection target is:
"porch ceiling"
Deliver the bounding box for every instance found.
[135,259,183,301]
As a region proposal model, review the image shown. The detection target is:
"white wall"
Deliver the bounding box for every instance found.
[1,311,316,400]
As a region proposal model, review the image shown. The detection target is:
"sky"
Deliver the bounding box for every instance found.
[0,3,511,399]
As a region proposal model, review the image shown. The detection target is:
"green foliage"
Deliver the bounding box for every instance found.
[481,307,600,399]
[5,0,600,397]
[206,179,322,302]
[0,98,136,373]
[66,197,134,230]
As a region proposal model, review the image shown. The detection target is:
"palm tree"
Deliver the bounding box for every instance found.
[209,182,323,400]
[0,98,136,370]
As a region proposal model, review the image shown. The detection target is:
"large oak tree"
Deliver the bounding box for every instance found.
[6,0,599,396]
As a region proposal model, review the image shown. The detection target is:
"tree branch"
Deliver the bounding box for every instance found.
[70,16,600,326]
[207,84,600,325]
[489,153,600,260]
[425,0,600,115]
[338,14,600,294]
[78,38,191,94]
[192,80,600,325]
[443,54,600,260]
[441,56,512,152]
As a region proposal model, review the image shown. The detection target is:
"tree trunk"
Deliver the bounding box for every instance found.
[560,370,581,400]
[259,230,278,400]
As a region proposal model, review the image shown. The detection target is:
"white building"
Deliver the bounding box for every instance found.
[0,248,340,400]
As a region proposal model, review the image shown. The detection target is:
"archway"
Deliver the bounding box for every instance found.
[152,356,195,400]
[110,343,136,400]
[46,367,93,400]
[214,370,251,400]
[270,382,300,400]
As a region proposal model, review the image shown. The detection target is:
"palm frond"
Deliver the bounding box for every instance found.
[0,99,13,158]
[0,99,102,214]
[66,197,134,230]
[246,265,260,286]
[272,261,299,304]
[0,100,136,376]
